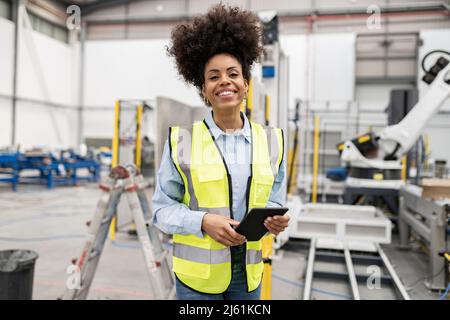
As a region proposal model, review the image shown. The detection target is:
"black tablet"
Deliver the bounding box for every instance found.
[235,207,289,241]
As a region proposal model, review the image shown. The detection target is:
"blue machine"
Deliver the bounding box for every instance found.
[0,149,100,190]
[326,166,348,182]
[0,152,20,191]
[60,150,100,186]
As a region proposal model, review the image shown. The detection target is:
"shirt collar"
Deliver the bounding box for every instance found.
[204,110,252,143]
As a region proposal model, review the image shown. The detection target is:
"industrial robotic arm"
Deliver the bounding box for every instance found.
[339,51,450,172]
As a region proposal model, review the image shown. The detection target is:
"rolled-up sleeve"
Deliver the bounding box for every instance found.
[151,140,206,238]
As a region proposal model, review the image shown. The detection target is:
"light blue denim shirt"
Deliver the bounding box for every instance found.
[152,111,286,238]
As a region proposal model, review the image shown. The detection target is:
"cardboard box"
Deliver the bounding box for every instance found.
[421,178,450,200]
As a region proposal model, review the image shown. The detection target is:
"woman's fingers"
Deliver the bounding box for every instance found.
[217,223,245,246]
[265,217,288,228]
[226,225,246,241]
[264,222,284,234]
[217,233,243,246]
[264,215,289,235]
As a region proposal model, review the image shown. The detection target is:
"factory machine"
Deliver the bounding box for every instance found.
[0,146,100,190]
[338,50,450,196]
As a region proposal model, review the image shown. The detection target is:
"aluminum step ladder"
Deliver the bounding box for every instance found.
[61,165,175,300]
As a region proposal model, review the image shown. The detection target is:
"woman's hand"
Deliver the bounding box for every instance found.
[201,213,246,247]
[264,214,290,236]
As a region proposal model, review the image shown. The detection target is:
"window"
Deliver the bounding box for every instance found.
[28,11,69,43]
[0,0,11,20]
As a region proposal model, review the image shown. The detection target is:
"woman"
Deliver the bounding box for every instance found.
[152,3,289,300]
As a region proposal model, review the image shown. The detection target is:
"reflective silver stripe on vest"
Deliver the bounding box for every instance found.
[176,126,199,211]
[198,207,229,217]
[264,126,280,179]
[173,243,231,264]
[246,249,263,264]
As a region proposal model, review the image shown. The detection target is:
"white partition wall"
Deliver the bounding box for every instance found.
[0,13,78,149]
[0,18,14,146]
[280,33,355,109]
[310,33,355,102]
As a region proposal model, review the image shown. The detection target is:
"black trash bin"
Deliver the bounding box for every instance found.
[0,250,39,300]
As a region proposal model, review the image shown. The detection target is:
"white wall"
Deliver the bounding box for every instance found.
[0,15,78,149]
[280,33,355,111]
[279,34,308,110]
[17,27,78,148]
[0,18,13,96]
[310,33,355,102]
[0,18,14,146]
[83,39,203,139]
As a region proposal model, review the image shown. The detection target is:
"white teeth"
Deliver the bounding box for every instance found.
[218,91,235,97]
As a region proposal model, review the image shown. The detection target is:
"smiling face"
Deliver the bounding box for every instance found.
[202,53,248,111]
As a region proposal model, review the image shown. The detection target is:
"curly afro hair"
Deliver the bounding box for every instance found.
[167,3,264,97]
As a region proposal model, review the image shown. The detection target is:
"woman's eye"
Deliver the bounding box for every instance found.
[209,76,218,80]
[230,73,238,77]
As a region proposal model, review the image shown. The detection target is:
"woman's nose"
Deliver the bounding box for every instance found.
[218,75,231,85]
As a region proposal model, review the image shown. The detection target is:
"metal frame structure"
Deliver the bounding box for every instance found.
[303,239,411,300]
[284,202,409,299]
[399,184,450,290]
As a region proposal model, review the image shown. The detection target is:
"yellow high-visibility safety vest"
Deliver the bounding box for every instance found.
[168,118,284,294]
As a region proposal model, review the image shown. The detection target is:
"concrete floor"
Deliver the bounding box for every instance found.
[0,183,447,300]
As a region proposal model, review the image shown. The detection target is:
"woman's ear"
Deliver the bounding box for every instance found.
[201,85,206,98]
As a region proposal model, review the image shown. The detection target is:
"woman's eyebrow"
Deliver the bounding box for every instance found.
[206,66,240,74]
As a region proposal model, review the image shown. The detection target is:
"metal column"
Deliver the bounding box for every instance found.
[77,21,86,145]
[11,0,21,145]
